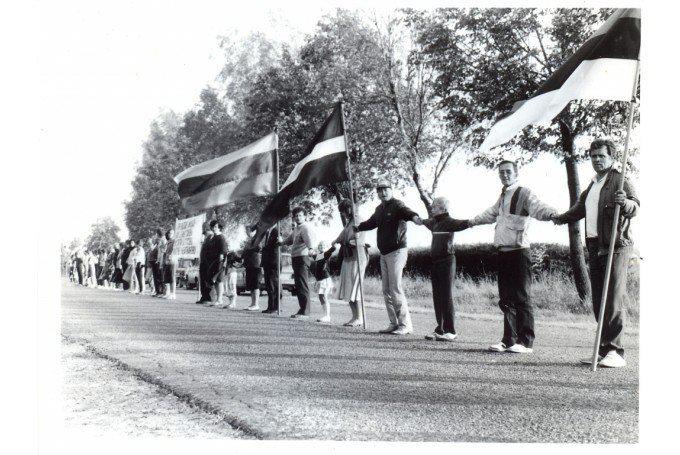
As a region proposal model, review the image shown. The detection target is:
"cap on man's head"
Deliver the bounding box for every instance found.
[375,178,392,189]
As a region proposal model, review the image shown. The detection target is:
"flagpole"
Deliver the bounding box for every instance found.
[274,130,282,317]
[339,100,367,330]
[591,59,640,371]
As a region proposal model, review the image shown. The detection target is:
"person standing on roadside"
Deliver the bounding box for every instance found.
[258,224,280,314]
[121,240,133,291]
[241,227,263,312]
[133,239,146,294]
[281,207,315,319]
[162,229,177,300]
[196,227,214,304]
[145,238,156,295]
[356,179,420,335]
[468,160,558,354]
[553,139,639,368]
[153,229,167,297]
[417,196,470,342]
[206,220,229,307]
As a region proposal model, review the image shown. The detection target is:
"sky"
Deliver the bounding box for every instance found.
[40,0,639,249]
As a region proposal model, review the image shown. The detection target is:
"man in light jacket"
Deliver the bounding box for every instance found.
[469,160,558,354]
[554,139,639,368]
[281,207,315,319]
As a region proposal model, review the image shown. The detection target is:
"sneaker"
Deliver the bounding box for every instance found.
[244,305,260,312]
[391,326,412,335]
[580,354,603,365]
[424,332,438,340]
[489,342,507,352]
[599,351,626,368]
[435,332,458,342]
[507,344,533,354]
[378,325,399,334]
[316,315,331,323]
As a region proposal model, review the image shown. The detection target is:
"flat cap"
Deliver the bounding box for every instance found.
[374,178,392,189]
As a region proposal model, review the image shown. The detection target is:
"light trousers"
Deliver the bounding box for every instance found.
[379,248,412,329]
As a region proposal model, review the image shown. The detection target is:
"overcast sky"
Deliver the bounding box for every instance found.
[40,0,638,249]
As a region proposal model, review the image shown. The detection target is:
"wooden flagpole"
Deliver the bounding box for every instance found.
[591,60,640,371]
[339,100,367,330]
[274,129,282,316]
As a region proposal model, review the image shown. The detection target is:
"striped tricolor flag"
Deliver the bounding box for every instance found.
[480,8,641,151]
[173,132,277,213]
[256,102,348,233]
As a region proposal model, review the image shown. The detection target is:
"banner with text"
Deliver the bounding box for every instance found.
[174,214,206,260]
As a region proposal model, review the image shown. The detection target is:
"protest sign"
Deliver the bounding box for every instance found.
[173,214,206,260]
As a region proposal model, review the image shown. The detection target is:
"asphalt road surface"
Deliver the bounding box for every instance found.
[61,281,638,442]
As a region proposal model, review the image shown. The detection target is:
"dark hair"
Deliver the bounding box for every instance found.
[291,207,305,217]
[498,160,518,173]
[155,228,164,237]
[589,139,617,157]
[209,220,222,230]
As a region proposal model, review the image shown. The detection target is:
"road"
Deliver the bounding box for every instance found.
[61,281,638,442]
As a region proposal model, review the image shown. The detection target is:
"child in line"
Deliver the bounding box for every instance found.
[311,240,333,323]
[215,251,242,309]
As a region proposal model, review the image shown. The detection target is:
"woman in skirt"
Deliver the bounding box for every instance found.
[326,199,368,326]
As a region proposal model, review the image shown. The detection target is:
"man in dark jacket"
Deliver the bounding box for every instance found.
[554,139,639,368]
[120,240,132,291]
[356,179,419,335]
[420,197,470,341]
[196,227,214,304]
[258,225,280,314]
[242,227,263,311]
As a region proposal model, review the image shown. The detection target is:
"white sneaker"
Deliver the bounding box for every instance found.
[244,305,260,312]
[507,344,533,354]
[424,332,438,340]
[489,342,507,352]
[391,326,412,335]
[379,325,398,334]
[599,351,626,368]
[435,332,458,342]
[316,315,331,323]
[580,354,603,365]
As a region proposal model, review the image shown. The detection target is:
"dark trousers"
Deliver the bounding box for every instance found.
[198,261,211,301]
[152,262,165,295]
[263,261,280,311]
[135,264,145,290]
[77,263,84,285]
[291,255,311,315]
[498,249,534,348]
[431,256,457,334]
[587,239,630,357]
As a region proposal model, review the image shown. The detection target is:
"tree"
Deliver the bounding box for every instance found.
[85,217,121,252]
[411,8,637,301]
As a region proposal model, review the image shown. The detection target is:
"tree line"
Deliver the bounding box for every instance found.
[124,8,637,302]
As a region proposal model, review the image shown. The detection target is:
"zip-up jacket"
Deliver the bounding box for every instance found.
[422,214,469,261]
[470,183,557,251]
[556,167,639,255]
[356,198,418,255]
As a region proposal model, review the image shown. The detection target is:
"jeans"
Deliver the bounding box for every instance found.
[263,261,279,311]
[379,248,411,329]
[587,239,630,356]
[292,255,311,315]
[498,249,534,348]
[152,262,165,295]
[431,256,456,334]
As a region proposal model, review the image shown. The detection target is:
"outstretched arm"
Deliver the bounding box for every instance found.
[469,197,500,227]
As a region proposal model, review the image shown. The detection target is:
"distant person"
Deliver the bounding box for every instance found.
[217,251,241,309]
[258,224,280,314]
[132,239,146,294]
[311,240,333,323]
[152,229,167,297]
[123,240,137,292]
[326,199,368,327]
[196,227,214,304]
[553,139,639,368]
[281,207,315,319]
[241,227,263,311]
[418,196,470,341]
[356,179,420,335]
[96,250,106,286]
[468,160,558,354]
[162,229,177,300]
[112,243,124,289]
[144,237,156,295]
[87,250,98,287]
[120,240,134,291]
[75,248,85,285]
[205,220,229,307]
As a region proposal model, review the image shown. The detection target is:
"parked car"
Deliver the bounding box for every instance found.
[184,264,199,290]
[236,252,296,295]
[176,258,197,288]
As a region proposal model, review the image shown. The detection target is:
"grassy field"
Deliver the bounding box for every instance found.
[354,263,640,320]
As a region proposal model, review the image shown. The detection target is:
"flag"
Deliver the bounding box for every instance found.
[480,8,641,151]
[257,102,348,231]
[173,132,277,212]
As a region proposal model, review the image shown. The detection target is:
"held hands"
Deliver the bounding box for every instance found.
[412,215,423,226]
[550,214,566,225]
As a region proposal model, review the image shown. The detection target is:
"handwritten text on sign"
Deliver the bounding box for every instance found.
[174,214,206,259]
